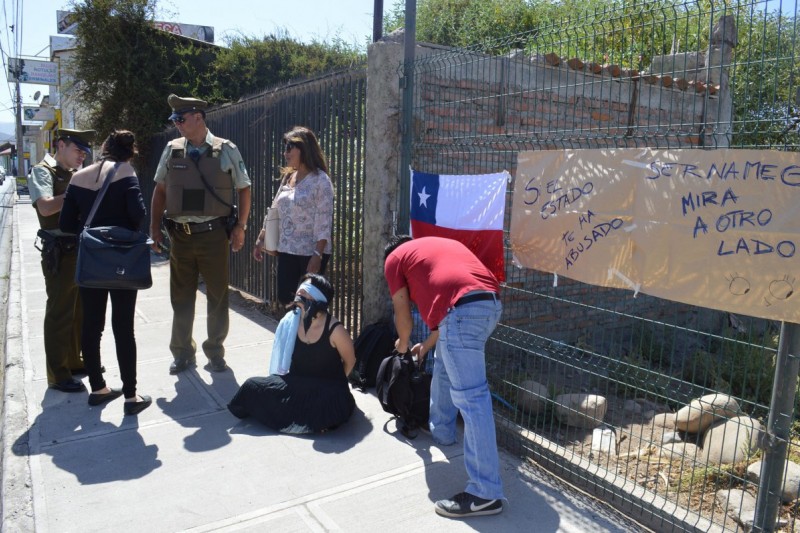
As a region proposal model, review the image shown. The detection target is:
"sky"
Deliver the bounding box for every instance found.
[0,0,388,133]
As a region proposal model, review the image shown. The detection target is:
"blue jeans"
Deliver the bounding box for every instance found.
[430,296,503,500]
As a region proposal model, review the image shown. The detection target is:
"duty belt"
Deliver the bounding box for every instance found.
[166,217,226,235]
[36,229,78,251]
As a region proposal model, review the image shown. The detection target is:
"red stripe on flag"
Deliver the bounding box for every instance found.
[411,220,505,282]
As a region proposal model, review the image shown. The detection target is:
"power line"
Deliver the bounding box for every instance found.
[2,0,13,63]
[2,0,24,111]
[0,0,18,105]
[15,0,22,58]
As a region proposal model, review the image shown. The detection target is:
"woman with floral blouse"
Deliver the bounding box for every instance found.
[253,126,334,305]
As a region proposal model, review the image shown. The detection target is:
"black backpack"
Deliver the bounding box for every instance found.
[348,321,396,391]
[375,351,432,438]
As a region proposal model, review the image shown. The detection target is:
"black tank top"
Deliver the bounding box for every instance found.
[290,314,346,381]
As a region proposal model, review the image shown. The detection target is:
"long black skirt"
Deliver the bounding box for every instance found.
[228,375,355,434]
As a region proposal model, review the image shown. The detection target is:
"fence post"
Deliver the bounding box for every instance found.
[364,36,404,325]
[702,15,736,148]
[753,322,800,532]
[373,0,384,42]
[397,0,416,233]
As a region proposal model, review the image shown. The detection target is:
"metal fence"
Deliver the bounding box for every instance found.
[140,66,367,334]
[402,1,799,531]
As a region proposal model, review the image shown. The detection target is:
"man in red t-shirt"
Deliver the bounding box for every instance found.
[384,235,504,518]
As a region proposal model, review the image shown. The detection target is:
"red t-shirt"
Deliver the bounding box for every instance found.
[385,237,499,330]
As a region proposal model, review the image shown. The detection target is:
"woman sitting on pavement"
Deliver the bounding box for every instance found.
[228,274,356,433]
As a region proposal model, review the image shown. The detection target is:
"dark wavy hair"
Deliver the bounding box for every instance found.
[100,130,137,162]
[383,235,413,261]
[299,273,335,302]
[290,273,335,325]
[280,126,329,177]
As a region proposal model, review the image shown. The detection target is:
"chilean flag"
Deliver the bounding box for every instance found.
[410,169,509,281]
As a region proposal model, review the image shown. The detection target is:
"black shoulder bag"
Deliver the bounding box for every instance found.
[75,162,153,290]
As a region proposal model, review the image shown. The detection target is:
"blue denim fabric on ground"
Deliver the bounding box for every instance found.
[429,298,504,500]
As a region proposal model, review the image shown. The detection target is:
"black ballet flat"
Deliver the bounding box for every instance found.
[124,395,152,416]
[88,388,123,406]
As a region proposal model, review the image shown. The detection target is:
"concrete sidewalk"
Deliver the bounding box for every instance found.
[1,186,644,532]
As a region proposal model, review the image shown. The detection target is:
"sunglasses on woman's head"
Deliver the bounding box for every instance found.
[284,142,300,152]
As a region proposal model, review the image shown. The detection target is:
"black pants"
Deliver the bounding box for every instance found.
[80,287,139,399]
[276,253,330,305]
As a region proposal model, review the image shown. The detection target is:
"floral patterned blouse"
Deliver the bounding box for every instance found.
[272,169,334,256]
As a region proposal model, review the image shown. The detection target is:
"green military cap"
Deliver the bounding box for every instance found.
[168,94,208,120]
[56,128,97,154]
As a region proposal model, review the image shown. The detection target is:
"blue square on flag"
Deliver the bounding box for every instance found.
[409,168,509,281]
[411,171,439,225]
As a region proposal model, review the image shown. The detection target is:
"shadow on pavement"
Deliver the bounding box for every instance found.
[155,369,241,453]
[206,361,242,401]
[379,416,566,533]
[227,404,373,455]
[13,389,162,485]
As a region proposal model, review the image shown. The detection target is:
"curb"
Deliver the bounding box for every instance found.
[1,192,35,531]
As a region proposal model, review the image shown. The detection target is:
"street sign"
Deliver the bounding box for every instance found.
[153,21,214,43]
[57,9,214,43]
[7,58,58,85]
[22,107,55,125]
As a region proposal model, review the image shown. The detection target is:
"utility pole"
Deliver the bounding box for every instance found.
[13,62,24,178]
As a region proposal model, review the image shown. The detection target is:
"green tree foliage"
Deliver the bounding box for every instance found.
[385,0,540,48]
[69,0,364,155]
[70,0,217,154]
[207,33,363,102]
[729,7,800,147]
[386,0,698,62]
[386,0,799,148]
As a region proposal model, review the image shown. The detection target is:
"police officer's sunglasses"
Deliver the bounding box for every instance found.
[173,112,198,124]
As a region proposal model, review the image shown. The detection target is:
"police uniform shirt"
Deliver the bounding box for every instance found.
[154,129,251,224]
[30,153,71,236]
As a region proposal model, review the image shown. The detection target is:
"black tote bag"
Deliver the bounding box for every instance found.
[75,162,153,290]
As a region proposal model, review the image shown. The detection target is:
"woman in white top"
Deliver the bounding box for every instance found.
[253,126,334,305]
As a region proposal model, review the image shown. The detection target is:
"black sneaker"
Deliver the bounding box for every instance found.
[434,492,503,518]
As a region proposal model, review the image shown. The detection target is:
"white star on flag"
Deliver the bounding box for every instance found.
[410,169,509,281]
[418,186,431,207]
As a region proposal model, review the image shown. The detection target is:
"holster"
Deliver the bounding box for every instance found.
[35,230,77,276]
[225,206,239,238]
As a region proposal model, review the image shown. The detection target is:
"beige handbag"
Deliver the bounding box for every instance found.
[263,207,280,252]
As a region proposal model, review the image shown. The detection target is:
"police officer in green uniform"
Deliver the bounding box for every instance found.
[150,95,251,375]
[29,129,96,392]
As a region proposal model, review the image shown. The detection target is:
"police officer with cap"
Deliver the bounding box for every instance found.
[150,94,251,375]
[29,128,96,392]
